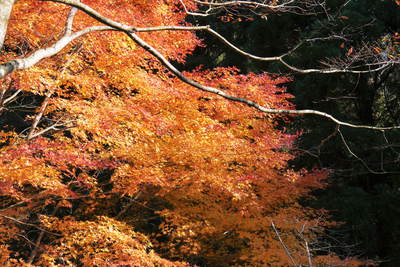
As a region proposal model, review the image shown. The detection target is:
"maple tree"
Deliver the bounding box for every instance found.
[0,0,385,266]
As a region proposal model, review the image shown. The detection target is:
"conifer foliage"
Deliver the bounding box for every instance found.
[0,0,367,266]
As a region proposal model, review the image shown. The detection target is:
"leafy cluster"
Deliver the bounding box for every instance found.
[0,0,370,266]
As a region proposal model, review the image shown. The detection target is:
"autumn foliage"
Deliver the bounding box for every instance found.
[0,0,368,266]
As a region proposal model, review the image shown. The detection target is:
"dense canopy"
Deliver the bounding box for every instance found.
[1,0,394,266]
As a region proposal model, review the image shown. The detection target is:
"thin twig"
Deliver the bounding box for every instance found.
[115,191,142,219]
[27,91,52,140]
[0,201,26,211]
[0,214,61,236]
[27,206,60,264]
[271,220,298,267]
[3,89,22,105]
[337,127,390,174]
[27,121,67,139]
[305,240,313,267]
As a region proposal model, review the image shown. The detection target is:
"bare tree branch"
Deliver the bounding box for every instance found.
[0,25,110,78]
[44,0,395,74]
[0,0,396,131]
[189,0,319,16]
[115,191,142,219]
[138,26,395,73]
[0,78,21,114]
[305,239,313,267]
[64,3,79,35]
[126,30,400,130]
[0,201,25,211]
[193,0,296,10]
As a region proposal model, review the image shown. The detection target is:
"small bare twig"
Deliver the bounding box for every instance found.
[190,0,318,16]
[27,206,60,264]
[0,214,61,236]
[115,191,142,219]
[271,220,298,267]
[27,91,52,140]
[3,89,22,105]
[27,120,71,139]
[179,0,210,17]
[16,233,37,248]
[337,127,393,175]
[0,201,26,211]
[0,78,21,113]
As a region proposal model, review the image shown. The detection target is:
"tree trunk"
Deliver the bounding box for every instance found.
[0,0,15,50]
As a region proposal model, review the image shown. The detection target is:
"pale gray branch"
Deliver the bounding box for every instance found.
[65,5,79,35]
[0,26,110,78]
[190,0,323,16]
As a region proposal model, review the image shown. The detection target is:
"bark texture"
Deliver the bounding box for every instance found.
[0,0,15,49]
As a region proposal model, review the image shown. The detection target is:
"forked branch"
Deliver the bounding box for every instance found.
[0,25,110,78]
